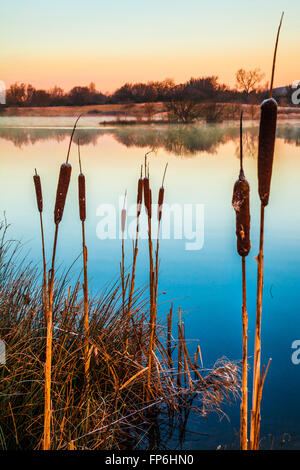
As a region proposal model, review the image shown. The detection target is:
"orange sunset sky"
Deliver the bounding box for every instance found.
[0,0,299,93]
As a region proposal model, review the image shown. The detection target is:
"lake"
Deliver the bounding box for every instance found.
[1,116,300,449]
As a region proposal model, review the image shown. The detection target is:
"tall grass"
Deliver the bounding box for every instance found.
[77,140,90,385]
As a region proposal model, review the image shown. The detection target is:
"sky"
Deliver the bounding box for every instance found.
[0,0,299,93]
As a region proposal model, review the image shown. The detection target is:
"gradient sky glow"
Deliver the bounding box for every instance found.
[0,0,299,92]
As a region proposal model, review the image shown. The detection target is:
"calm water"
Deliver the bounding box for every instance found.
[1,116,300,449]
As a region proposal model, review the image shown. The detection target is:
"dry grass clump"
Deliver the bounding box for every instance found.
[250,12,283,450]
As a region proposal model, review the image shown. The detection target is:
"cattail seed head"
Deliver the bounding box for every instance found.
[78,173,86,222]
[157,187,164,222]
[54,163,72,225]
[232,175,251,257]
[258,98,278,207]
[33,172,43,213]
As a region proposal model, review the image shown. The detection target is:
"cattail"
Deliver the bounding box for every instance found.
[121,208,126,233]
[257,98,278,206]
[44,116,81,450]
[33,169,43,213]
[54,163,72,224]
[78,139,86,222]
[137,176,143,216]
[33,168,47,329]
[232,113,250,257]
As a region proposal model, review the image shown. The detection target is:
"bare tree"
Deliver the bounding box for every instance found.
[235,68,265,95]
[143,102,156,121]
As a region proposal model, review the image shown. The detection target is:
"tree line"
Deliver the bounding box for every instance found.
[2,70,295,107]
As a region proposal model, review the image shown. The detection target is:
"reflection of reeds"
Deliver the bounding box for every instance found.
[232,112,251,450]
[250,12,284,451]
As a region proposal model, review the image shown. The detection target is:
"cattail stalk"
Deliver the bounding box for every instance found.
[44,116,79,450]
[155,163,168,304]
[250,13,283,450]
[241,256,248,449]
